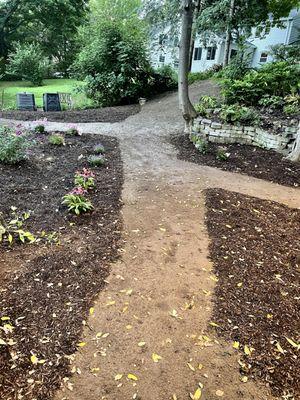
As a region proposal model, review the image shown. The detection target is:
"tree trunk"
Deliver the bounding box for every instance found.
[285,121,300,163]
[188,0,201,72]
[179,0,197,133]
[223,0,235,67]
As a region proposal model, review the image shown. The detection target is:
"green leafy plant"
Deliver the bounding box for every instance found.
[0,208,35,244]
[87,154,106,166]
[191,134,208,154]
[48,134,65,146]
[34,125,46,134]
[6,43,50,86]
[195,95,219,117]
[283,93,300,115]
[66,124,80,136]
[220,104,260,126]
[62,187,93,215]
[93,144,105,154]
[74,168,95,190]
[216,147,230,161]
[0,126,31,164]
[258,95,284,110]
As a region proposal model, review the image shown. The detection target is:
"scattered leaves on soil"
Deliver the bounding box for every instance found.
[170,134,300,187]
[205,188,300,399]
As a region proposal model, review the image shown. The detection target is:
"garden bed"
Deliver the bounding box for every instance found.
[170,134,300,187]
[0,133,123,399]
[205,188,300,399]
[0,104,140,123]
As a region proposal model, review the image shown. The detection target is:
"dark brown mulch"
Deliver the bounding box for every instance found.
[205,188,300,399]
[170,134,300,187]
[0,134,123,399]
[0,104,140,123]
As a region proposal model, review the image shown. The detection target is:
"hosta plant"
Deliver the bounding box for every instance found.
[48,133,65,146]
[0,208,35,244]
[93,144,105,154]
[62,187,93,215]
[87,154,106,166]
[74,168,95,190]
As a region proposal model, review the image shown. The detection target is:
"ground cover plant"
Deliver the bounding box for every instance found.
[205,188,300,399]
[0,131,123,399]
[170,134,300,187]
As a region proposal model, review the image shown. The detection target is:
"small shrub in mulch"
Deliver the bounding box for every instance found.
[205,188,300,399]
[0,104,140,123]
[170,134,300,187]
[0,133,123,400]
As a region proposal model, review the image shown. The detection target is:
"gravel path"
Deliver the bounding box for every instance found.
[1,80,299,400]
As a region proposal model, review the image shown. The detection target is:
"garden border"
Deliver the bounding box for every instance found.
[191,116,298,155]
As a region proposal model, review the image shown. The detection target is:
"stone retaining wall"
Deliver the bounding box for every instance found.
[191,117,298,155]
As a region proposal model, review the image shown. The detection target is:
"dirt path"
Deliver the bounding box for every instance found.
[1,81,299,400]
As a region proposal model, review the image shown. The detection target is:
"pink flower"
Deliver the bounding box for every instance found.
[76,168,95,178]
[70,187,87,195]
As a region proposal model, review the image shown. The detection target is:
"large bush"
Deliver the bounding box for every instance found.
[73,20,176,106]
[0,126,32,164]
[222,61,300,105]
[7,43,50,86]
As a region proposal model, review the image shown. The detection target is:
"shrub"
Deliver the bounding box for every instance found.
[195,95,220,117]
[34,125,46,134]
[283,94,300,116]
[6,43,50,86]
[0,208,35,244]
[48,134,65,146]
[270,44,300,63]
[74,168,95,190]
[191,134,208,154]
[88,154,106,166]
[188,70,213,84]
[62,188,93,215]
[220,104,260,126]
[222,62,300,106]
[258,95,284,110]
[66,124,80,136]
[93,144,105,154]
[216,147,230,161]
[0,126,31,164]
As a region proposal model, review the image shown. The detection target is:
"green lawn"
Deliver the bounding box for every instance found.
[0,79,94,110]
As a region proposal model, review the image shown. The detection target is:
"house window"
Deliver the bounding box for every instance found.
[206,46,217,60]
[194,47,202,61]
[159,54,165,63]
[159,34,167,45]
[260,52,268,62]
[230,49,237,59]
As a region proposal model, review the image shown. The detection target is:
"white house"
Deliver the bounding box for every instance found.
[150,8,300,72]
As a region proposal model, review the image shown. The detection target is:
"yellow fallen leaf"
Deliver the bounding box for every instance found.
[126,289,133,296]
[187,362,195,371]
[275,342,285,354]
[152,353,162,363]
[285,337,300,349]
[126,325,132,330]
[30,355,38,365]
[241,376,248,383]
[114,374,123,381]
[209,322,219,328]
[0,339,7,345]
[267,314,273,319]
[78,342,86,348]
[237,282,243,288]
[244,345,253,356]
[172,395,177,400]
[0,316,10,321]
[159,227,166,232]
[233,341,240,349]
[216,390,224,397]
[102,333,110,338]
[106,301,116,306]
[96,332,102,339]
[192,387,202,400]
[225,224,232,229]
[138,341,146,347]
[127,373,138,381]
[198,363,203,370]
[90,367,100,373]
[209,275,219,282]
[89,307,95,315]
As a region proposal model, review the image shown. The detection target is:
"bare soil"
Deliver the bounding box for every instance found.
[0,134,123,400]
[0,104,140,123]
[170,134,300,187]
[205,188,300,399]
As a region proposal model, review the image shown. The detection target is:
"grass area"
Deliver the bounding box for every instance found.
[0,79,94,110]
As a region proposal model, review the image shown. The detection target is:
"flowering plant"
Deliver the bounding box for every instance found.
[62,189,93,215]
[74,168,95,190]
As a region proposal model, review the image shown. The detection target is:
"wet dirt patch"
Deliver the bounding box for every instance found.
[0,134,123,400]
[0,104,140,123]
[205,188,300,399]
[170,134,300,187]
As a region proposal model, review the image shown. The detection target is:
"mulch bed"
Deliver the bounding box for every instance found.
[170,134,300,187]
[0,133,123,399]
[205,188,300,399]
[0,104,140,123]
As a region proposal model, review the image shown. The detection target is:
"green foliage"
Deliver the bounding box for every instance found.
[48,134,65,146]
[0,126,31,164]
[220,104,260,125]
[188,69,214,84]
[191,134,208,154]
[34,125,46,134]
[216,147,230,161]
[66,127,79,136]
[258,95,284,110]
[62,193,93,215]
[74,169,95,190]
[87,154,106,167]
[93,144,105,154]
[7,43,50,86]
[195,95,220,117]
[222,62,300,106]
[283,93,300,115]
[0,208,35,245]
[270,44,300,63]
[221,47,252,80]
